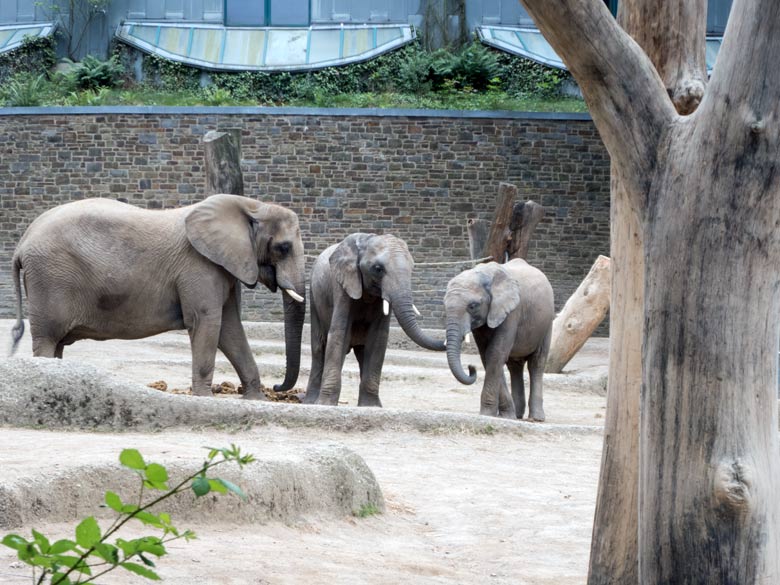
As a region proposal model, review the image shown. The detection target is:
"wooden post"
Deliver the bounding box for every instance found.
[467,218,490,260]
[204,129,244,196]
[545,255,611,373]
[483,182,517,264]
[508,200,545,260]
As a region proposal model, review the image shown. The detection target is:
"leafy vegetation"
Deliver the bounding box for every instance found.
[355,503,381,518]
[0,40,584,112]
[2,445,254,584]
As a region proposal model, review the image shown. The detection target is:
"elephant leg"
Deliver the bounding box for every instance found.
[303,307,326,404]
[507,359,526,419]
[218,288,265,401]
[480,330,515,419]
[527,350,548,422]
[32,336,59,358]
[317,299,352,406]
[357,318,390,407]
[186,311,222,397]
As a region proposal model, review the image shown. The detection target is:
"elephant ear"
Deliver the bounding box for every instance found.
[329,233,373,300]
[185,194,260,286]
[487,266,521,328]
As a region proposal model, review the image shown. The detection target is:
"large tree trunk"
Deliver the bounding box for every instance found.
[588,1,708,582]
[518,0,780,580]
[588,0,707,585]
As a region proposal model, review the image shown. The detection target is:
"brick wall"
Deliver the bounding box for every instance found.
[0,107,610,334]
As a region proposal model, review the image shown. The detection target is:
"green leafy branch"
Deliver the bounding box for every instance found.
[2,445,255,584]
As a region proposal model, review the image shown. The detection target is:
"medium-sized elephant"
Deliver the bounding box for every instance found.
[302,233,445,407]
[10,194,306,399]
[444,259,554,420]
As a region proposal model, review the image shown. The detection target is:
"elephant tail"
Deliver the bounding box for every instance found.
[10,254,25,355]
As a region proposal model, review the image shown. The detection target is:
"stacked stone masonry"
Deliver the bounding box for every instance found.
[0,108,610,335]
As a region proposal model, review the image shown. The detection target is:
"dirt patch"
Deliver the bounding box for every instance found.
[147,379,302,402]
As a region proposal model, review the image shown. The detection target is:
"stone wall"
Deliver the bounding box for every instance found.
[0,106,610,334]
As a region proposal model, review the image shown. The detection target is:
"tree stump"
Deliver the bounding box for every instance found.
[483,182,517,264]
[204,129,244,196]
[508,200,545,260]
[545,255,611,373]
[467,218,490,260]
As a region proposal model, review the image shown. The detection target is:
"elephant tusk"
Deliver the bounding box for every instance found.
[413,304,422,317]
[464,333,471,344]
[284,288,304,303]
[383,299,390,315]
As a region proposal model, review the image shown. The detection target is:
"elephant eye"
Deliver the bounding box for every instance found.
[468,301,479,312]
[371,264,385,274]
[274,242,292,257]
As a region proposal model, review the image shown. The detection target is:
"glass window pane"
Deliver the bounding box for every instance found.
[223,29,265,66]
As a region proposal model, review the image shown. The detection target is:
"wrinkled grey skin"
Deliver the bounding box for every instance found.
[10,194,306,400]
[445,259,554,421]
[303,233,445,407]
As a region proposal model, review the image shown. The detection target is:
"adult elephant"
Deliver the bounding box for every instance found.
[444,259,554,421]
[9,194,306,400]
[302,233,444,407]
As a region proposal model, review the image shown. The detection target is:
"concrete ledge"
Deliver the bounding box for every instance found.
[0,443,383,529]
[0,358,601,436]
[0,105,592,121]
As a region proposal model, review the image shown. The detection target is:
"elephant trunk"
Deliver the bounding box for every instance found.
[446,321,477,385]
[390,291,445,352]
[274,287,305,392]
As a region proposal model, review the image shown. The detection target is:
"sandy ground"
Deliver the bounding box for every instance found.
[0,321,608,584]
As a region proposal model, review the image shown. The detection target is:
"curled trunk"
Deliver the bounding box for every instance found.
[273,291,305,392]
[390,291,445,351]
[446,323,476,385]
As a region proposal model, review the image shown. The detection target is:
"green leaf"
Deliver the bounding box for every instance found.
[1,534,29,551]
[133,511,164,528]
[105,491,123,512]
[143,479,170,491]
[121,503,140,514]
[94,543,120,564]
[121,561,161,580]
[116,538,137,557]
[215,478,247,501]
[50,573,73,585]
[207,479,228,494]
[119,448,146,470]
[136,537,165,557]
[139,553,156,567]
[51,554,92,575]
[31,530,50,554]
[191,475,210,497]
[145,463,169,484]
[75,516,101,548]
[49,539,78,554]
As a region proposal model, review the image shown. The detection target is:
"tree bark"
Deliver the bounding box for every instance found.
[519,0,780,580]
[545,255,610,374]
[588,1,708,582]
[467,218,490,261]
[204,129,244,196]
[483,182,518,264]
[508,200,544,260]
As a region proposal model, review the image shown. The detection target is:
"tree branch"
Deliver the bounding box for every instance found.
[519,0,677,216]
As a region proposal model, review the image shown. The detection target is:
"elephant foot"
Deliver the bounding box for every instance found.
[301,389,320,404]
[191,386,214,398]
[498,409,515,420]
[315,394,340,406]
[241,389,268,401]
[479,405,499,417]
[357,394,382,408]
[527,407,546,422]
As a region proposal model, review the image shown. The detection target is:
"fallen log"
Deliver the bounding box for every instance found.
[545,255,611,373]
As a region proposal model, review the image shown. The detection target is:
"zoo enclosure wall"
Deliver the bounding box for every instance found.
[0,107,610,335]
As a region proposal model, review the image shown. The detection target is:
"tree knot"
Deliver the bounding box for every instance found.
[713,459,753,516]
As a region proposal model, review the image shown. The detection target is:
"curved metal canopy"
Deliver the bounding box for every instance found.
[116,22,414,72]
[0,23,56,55]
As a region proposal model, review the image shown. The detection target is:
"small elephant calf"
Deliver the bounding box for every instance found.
[302,233,444,407]
[444,259,554,421]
